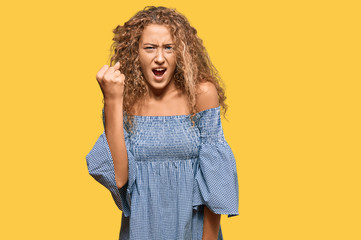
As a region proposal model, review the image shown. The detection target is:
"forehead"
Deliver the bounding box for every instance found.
[139,24,174,43]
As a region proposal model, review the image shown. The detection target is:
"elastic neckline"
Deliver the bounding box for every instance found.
[129,106,220,120]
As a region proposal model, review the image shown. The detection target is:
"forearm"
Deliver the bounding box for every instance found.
[104,98,128,189]
[202,205,221,240]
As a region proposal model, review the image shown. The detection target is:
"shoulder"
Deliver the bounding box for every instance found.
[196,81,220,112]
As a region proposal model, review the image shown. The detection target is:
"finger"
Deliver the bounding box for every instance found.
[106,68,122,80]
[113,61,121,70]
[110,71,122,82]
[96,65,109,80]
[105,64,117,75]
[115,74,125,82]
[113,70,121,76]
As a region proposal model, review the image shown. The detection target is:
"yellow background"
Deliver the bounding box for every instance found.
[1,0,360,239]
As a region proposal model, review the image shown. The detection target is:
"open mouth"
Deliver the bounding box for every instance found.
[152,68,167,77]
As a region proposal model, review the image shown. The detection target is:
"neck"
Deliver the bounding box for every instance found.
[145,80,178,101]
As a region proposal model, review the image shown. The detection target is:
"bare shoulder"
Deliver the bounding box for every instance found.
[196,81,220,112]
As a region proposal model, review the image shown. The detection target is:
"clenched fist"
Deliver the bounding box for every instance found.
[96,61,125,101]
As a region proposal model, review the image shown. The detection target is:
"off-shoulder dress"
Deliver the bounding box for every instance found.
[86,106,239,240]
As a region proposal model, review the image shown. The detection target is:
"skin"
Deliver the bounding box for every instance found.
[96,23,221,240]
[138,24,177,98]
[195,80,222,240]
[136,24,190,116]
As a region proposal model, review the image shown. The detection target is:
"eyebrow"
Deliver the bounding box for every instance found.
[143,43,175,46]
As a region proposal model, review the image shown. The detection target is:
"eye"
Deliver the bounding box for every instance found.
[164,46,173,51]
[145,46,155,50]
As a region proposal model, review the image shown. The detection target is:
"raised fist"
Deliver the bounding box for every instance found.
[96,61,125,101]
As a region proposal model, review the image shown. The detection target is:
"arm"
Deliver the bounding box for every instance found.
[202,206,221,240]
[97,62,128,189]
[196,81,222,239]
[103,98,128,189]
[195,81,220,112]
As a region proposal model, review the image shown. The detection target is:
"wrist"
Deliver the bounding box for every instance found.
[103,97,124,105]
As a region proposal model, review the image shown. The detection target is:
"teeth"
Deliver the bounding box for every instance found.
[154,68,166,71]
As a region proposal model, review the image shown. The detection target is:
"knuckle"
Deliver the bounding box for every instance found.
[104,74,111,81]
[100,65,108,72]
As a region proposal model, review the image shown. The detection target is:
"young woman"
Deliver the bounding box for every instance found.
[86,6,239,240]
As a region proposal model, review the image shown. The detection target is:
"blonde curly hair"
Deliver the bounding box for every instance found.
[108,6,228,130]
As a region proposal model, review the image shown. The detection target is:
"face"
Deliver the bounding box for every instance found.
[138,24,176,92]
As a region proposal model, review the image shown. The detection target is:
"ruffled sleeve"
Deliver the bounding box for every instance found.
[193,106,239,217]
[85,108,136,217]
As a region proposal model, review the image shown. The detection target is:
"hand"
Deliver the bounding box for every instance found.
[96,61,125,101]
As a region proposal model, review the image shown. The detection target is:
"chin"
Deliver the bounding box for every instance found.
[148,81,170,91]
[145,75,173,91]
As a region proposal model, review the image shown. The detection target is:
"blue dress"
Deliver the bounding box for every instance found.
[86,106,239,240]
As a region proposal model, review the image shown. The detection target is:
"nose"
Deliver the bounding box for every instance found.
[155,49,165,65]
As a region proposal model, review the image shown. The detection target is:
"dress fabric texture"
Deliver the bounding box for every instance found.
[86,106,239,240]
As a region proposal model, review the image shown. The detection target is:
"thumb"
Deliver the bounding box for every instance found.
[114,61,121,69]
